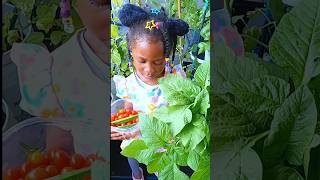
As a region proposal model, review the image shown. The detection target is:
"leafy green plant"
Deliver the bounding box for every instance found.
[2,0,83,52]
[212,0,320,179]
[121,60,210,180]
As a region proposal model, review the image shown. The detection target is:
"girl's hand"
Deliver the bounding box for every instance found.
[111,129,140,140]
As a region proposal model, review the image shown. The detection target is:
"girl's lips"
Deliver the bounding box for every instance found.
[143,75,154,80]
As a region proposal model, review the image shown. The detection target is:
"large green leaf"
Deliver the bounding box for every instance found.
[153,105,192,136]
[158,74,201,106]
[269,0,320,87]
[158,162,189,180]
[187,150,200,171]
[213,140,263,180]
[120,139,148,158]
[139,114,172,149]
[263,86,317,166]
[177,123,206,150]
[303,134,320,179]
[35,5,58,33]
[173,146,188,166]
[147,151,171,173]
[212,96,271,138]
[192,89,210,116]
[222,76,290,114]
[213,43,268,93]
[190,158,210,180]
[269,0,287,24]
[194,60,210,88]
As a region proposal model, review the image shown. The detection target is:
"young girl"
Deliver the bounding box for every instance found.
[110,4,189,180]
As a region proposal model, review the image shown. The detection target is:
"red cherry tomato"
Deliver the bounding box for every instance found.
[21,161,36,176]
[3,167,23,180]
[45,165,59,177]
[50,150,71,171]
[70,154,89,169]
[25,167,48,180]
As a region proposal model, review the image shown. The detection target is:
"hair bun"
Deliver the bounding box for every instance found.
[118,4,149,27]
[167,19,189,36]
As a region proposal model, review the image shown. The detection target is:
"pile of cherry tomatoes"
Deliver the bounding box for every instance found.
[3,148,105,180]
[110,109,139,127]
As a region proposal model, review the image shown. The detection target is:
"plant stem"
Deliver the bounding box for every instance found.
[241,34,269,49]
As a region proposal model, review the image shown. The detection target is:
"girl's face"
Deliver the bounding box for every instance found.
[131,38,166,85]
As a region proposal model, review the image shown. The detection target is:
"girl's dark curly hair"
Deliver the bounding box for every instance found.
[118,4,189,60]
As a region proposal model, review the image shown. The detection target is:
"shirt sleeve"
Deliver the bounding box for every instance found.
[10,43,64,118]
[112,75,129,99]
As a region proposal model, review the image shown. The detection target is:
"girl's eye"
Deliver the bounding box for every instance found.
[154,61,163,65]
[137,60,146,63]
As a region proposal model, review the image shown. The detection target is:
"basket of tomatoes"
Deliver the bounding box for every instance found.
[110,99,140,133]
[2,117,106,180]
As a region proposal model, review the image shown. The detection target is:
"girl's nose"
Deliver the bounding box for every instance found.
[144,63,154,75]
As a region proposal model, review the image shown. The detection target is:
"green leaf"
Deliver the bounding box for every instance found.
[147,152,171,173]
[35,18,53,33]
[194,60,210,88]
[213,43,268,93]
[213,140,263,180]
[177,124,206,150]
[154,105,192,136]
[187,150,200,171]
[222,76,290,114]
[36,4,57,19]
[120,61,128,71]
[111,24,119,39]
[159,75,201,106]
[307,144,320,179]
[7,30,20,44]
[192,114,210,143]
[120,139,148,158]
[212,96,270,138]
[303,134,320,178]
[269,0,320,87]
[111,48,121,65]
[10,0,34,18]
[190,158,210,180]
[139,114,172,148]
[50,31,64,45]
[24,32,44,44]
[173,146,188,166]
[158,163,189,180]
[263,86,317,166]
[269,0,287,24]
